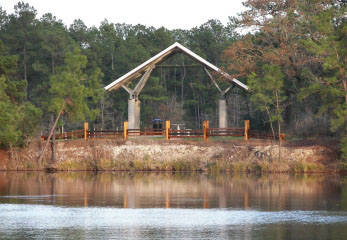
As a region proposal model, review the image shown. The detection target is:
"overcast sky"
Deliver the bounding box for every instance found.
[1,0,246,29]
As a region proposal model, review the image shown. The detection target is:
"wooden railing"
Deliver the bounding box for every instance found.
[40,120,285,142]
[208,128,244,137]
[41,130,84,140]
[127,129,164,136]
[169,129,204,138]
[87,130,123,139]
[249,130,285,141]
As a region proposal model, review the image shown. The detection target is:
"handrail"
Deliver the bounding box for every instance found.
[40,122,284,142]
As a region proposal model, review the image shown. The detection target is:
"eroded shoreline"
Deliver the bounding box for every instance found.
[0,138,344,173]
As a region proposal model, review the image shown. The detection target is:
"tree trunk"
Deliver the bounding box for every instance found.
[38,105,64,166]
[265,107,275,139]
[197,95,201,129]
[51,55,55,75]
[275,90,281,161]
[191,83,198,128]
[101,97,105,130]
[23,43,27,100]
[181,62,186,107]
[111,53,114,70]
[278,118,281,161]
[23,43,27,82]
[51,115,56,164]
[174,67,177,96]
[343,78,347,104]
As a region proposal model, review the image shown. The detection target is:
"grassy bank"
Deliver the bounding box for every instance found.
[53,155,337,174]
[0,138,344,173]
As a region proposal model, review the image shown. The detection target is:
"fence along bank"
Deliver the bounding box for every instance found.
[41,120,285,142]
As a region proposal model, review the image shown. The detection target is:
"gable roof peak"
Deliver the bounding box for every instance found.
[105,42,249,91]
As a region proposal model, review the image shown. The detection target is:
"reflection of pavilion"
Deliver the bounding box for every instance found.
[105,42,249,129]
[1,172,336,210]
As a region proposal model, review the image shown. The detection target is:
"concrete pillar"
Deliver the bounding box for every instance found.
[128,99,136,129]
[219,98,227,128]
[135,100,141,129]
[128,98,141,129]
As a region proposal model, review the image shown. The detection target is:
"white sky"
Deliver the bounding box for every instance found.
[1,0,246,29]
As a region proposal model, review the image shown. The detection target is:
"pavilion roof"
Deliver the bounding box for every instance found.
[105,42,249,91]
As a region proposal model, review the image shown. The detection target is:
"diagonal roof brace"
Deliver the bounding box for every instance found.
[133,64,155,95]
[204,68,235,97]
[121,84,132,95]
[121,65,156,100]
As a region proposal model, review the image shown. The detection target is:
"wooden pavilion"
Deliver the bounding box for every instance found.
[104,42,249,129]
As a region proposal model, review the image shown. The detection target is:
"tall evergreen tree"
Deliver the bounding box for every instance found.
[38,48,103,164]
[0,40,41,147]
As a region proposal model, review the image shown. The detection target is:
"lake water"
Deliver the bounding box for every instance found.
[0,172,346,239]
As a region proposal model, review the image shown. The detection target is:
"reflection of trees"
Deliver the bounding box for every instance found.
[0,172,345,211]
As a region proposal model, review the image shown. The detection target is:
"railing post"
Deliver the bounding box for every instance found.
[203,120,209,141]
[244,120,250,141]
[165,120,170,140]
[84,122,88,140]
[280,133,285,143]
[124,121,128,141]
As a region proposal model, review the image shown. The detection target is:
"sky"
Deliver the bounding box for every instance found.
[0,0,246,29]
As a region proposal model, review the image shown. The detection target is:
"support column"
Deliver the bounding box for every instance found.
[135,99,141,129]
[128,98,136,129]
[128,98,140,130]
[219,98,227,128]
[123,65,155,130]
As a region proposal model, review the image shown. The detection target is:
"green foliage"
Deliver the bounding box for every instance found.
[0,77,21,146]
[248,64,286,126]
[49,48,103,122]
[341,136,347,161]
[0,0,345,161]
[141,77,168,102]
[0,41,41,147]
[17,102,42,139]
[298,1,346,159]
[39,13,75,74]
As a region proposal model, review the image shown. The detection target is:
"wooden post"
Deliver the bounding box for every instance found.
[165,192,170,208]
[124,121,128,141]
[84,122,88,140]
[280,133,285,143]
[165,120,170,140]
[203,121,206,141]
[203,120,209,141]
[244,120,250,141]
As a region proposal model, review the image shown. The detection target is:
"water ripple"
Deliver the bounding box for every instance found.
[0,204,346,231]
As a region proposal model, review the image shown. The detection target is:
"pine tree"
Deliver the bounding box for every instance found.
[248,64,286,159]
[38,48,103,165]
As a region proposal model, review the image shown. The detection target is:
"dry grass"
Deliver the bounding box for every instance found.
[0,138,343,173]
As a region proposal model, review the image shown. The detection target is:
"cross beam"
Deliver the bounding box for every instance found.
[121,65,155,100]
[121,65,155,129]
[204,68,236,128]
[204,68,235,97]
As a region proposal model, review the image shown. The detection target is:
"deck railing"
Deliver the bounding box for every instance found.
[40,120,285,142]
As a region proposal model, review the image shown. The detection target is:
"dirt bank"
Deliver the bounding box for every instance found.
[0,138,344,173]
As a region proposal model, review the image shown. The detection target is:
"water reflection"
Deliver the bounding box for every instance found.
[0,172,346,211]
[0,172,346,239]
